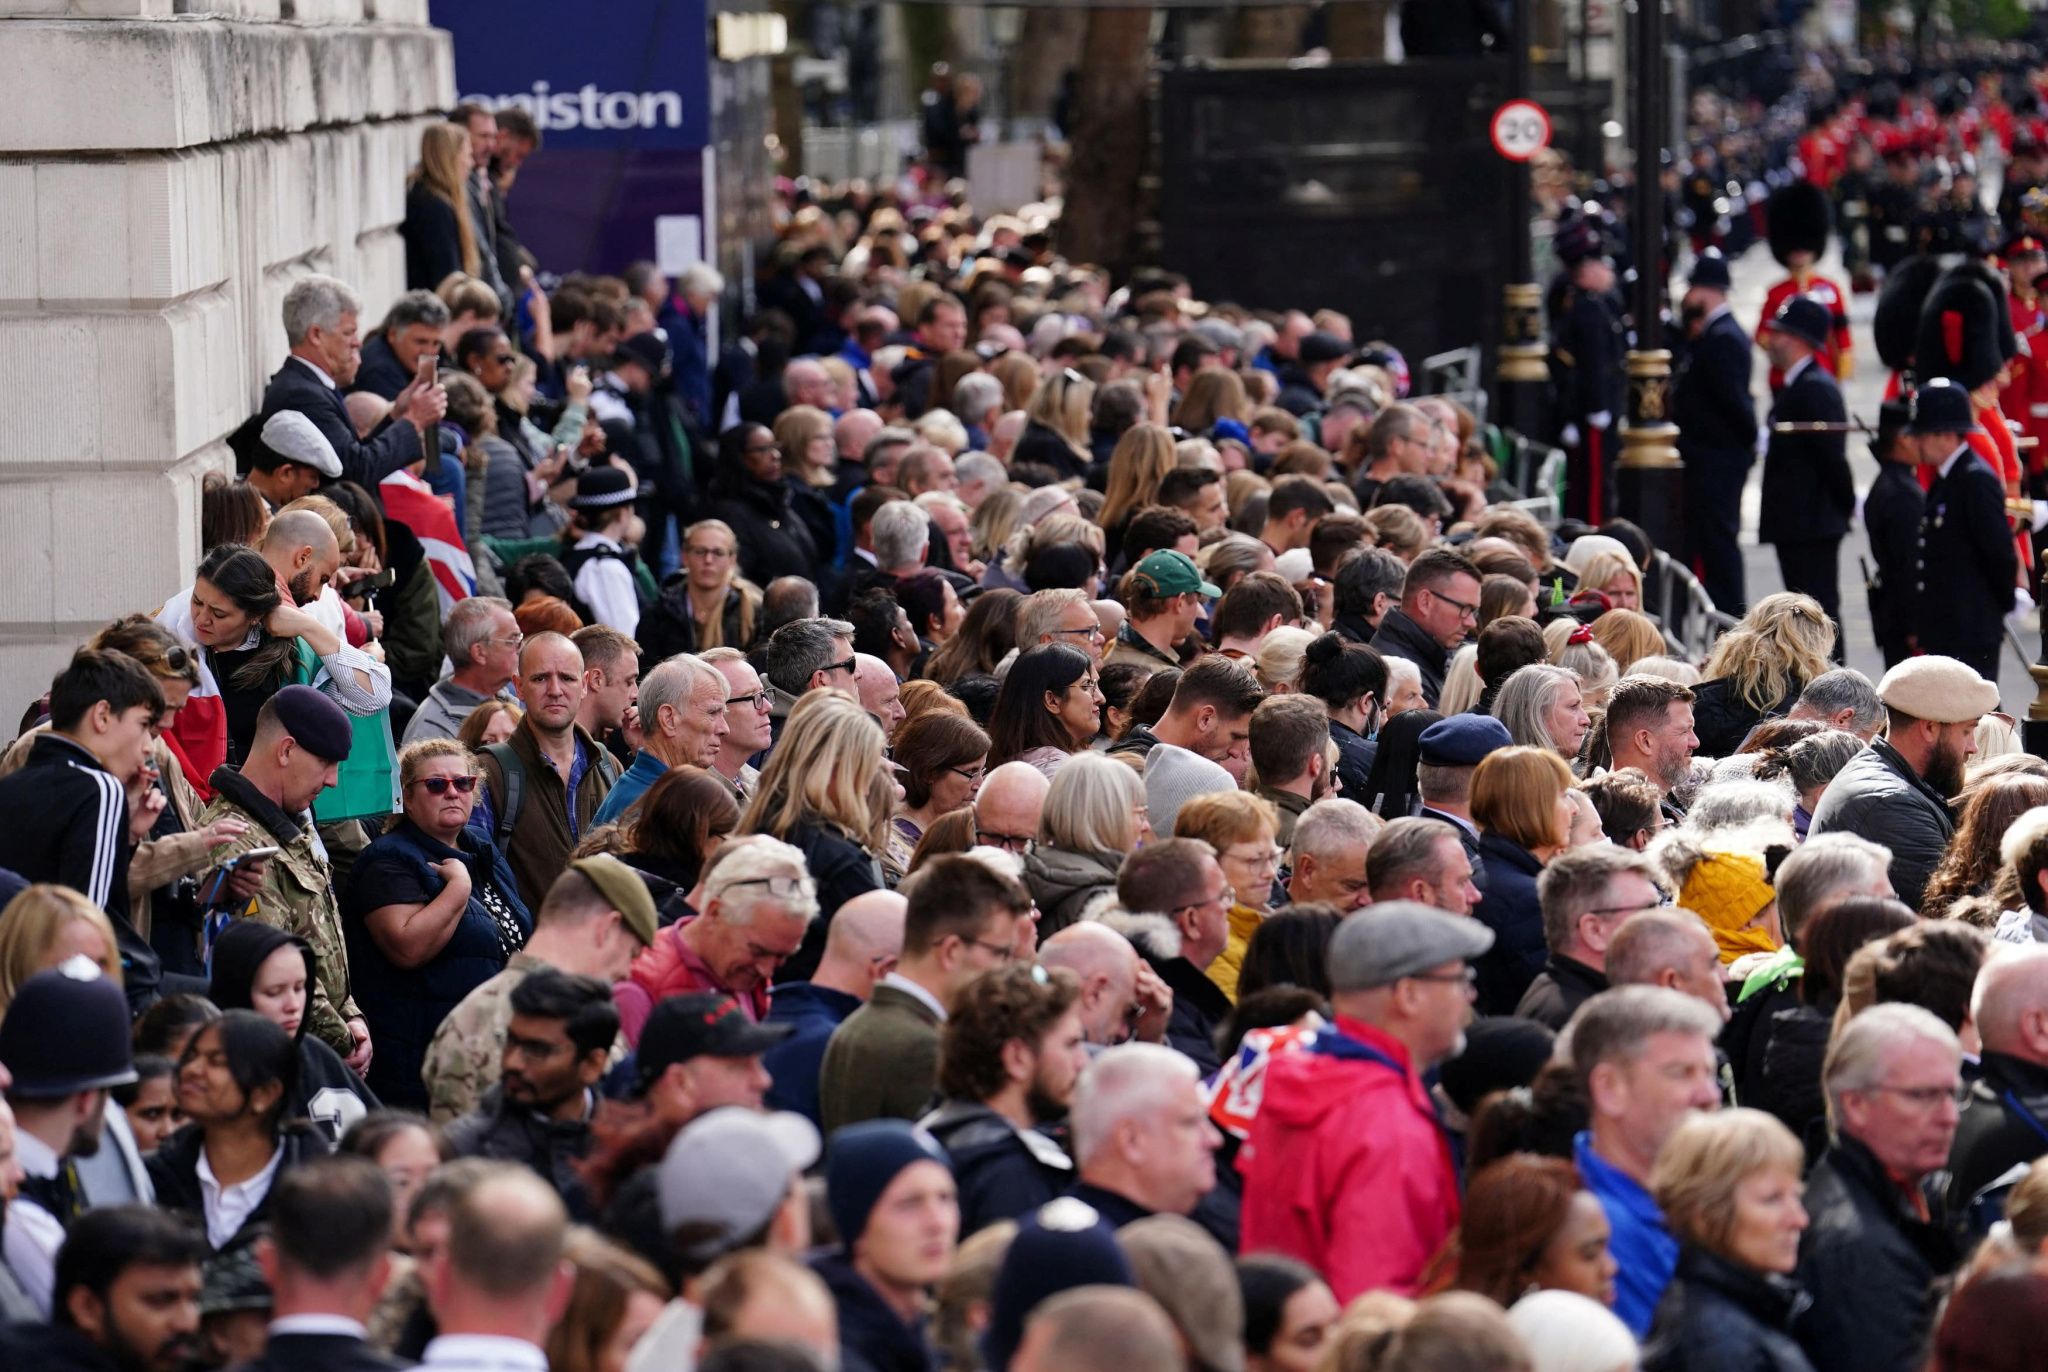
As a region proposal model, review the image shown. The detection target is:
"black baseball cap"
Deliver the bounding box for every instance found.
[636,993,793,1091]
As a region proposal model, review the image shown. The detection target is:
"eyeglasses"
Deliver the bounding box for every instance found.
[1225,846,1282,873]
[1052,625,1105,641]
[1173,883,1235,915]
[414,776,479,795]
[485,634,526,649]
[490,353,516,365]
[1870,1083,1970,1109]
[949,765,986,783]
[725,689,772,712]
[976,829,1036,854]
[961,935,1017,962]
[719,875,818,901]
[686,545,736,560]
[1428,589,1481,622]
[1407,967,1480,989]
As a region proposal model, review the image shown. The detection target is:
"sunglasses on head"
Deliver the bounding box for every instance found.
[414,776,479,795]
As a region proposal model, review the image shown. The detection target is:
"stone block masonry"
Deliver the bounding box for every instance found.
[0,4,454,713]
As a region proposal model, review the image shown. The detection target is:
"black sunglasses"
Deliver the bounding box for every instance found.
[414,776,479,795]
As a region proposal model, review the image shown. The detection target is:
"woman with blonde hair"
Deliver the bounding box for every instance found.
[1437,647,1484,716]
[639,518,760,658]
[1691,593,1836,757]
[1012,368,1095,480]
[1591,608,1665,675]
[1572,548,1645,614]
[1025,752,1152,936]
[1542,620,1619,709]
[1176,790,1283,1000]
[1471,746,1577,1012]
[970,486,1024,564]
[1494,664,1593,762]
[0,884,123,1014]
[401,122,481,292]
[1642,1109,1813,1372]
[1364,505,1430,562]
[774,405,837,487]
[1256,625,1320,694]
[1174,369,1251,434]
[738,693,888,944]
[1098,423,1180,550]
[545,1228,671,1372]
[989,349,1039,413]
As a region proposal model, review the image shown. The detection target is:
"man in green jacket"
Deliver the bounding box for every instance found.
[818,855,1032,1133]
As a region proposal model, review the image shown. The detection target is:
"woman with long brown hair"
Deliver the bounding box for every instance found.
[1921,771,2048,919]
[1096,422,1180,556]
[924,587,1022,685]
[1423,1154,1616,1307]
[1173,368,1251,434]
[401,122,480,292]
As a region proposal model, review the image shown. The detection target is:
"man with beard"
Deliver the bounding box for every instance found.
[260,509,344,606]
[1249,696,1333,849]
[1811,655,1999,910]
[1602,678,1699,826]
[0,1206,207,1372]
[443,967,618,1220]
[0,964,140,1319]
[920,963,1091,1236]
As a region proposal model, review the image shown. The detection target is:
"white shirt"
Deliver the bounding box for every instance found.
[421,1333,551,1372]
[196,1142,283,1251]
[881,971,948,1023]
[572,532,641,638]
[3,1130,65,1317]
[1783,353,1814,388]
[1939,442,1972,482]
[291,353,339,392]
[270,1314,370,1339]
[625,1300,703,1372]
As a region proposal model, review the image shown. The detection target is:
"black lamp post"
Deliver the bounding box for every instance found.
[1616,0,1682,550]
[1497,0,1550,438]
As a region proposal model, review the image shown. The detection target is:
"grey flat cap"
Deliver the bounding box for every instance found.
[260,409,341,478]
[1329,900,1495,991]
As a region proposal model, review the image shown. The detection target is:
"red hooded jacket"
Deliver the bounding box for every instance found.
[613,918,770,1045]
[1239,1015,1460,1301]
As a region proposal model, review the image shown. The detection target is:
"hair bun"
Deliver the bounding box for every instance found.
[1305,632,1345,666]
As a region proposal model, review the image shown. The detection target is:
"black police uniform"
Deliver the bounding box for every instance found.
[1760,354,1854,656]
[1862,455,1927,668]
[1553,282,1627,523]
[1673,302,1758,613]
[1914,440,2018,680]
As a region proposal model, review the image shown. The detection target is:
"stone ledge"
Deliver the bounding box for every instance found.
[0,17,454,153]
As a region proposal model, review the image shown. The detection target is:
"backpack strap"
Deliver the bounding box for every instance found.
[483,742,525,850]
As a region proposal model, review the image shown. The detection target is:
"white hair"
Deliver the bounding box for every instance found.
[2004,806,2048,869]
[705,835,820,927]
[1506,1290,1638,1372]
[1292,798,1384,864]
[954,452,1006,496]
[1385,656,1422,697]
[1069,1042,1199,1165]
[283,274,364,346]
[913,490,971,519]
[678,262,725,299]
[641,653,725,730]
[1493,663,1581,755]
[914,408,969,456]
[871,500,931,572]
[1685,780,1795,835]
[1823,1002,1960,1130]
[954,372,1005,424]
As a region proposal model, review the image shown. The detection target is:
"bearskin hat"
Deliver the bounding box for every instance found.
[1766,180,1832,267]
[1874,256,1945,374]
[1940,257,2019,363]
[1914,270,2007,391]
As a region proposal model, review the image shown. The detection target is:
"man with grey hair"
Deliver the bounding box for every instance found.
[351,288,452,400]
[1067,1042,1221,1229]
[1774,834,1894,950]
[1790,666,1886,741]
[1799,1002,1963,1372]
[261,273,447,490]
[954,451,1007,510]
[1604,910,1730,1021]
[1570,985,1726,1336]
[1515,846,1664,1030]
[615,835,820,1037]
[761,617,858,737]
[1365,817,1481,917]
[1241,902,1494,1299]
[1949,946,2048,1216]
[870,500,931,576]
[592,654,730,825]
[863,425,917,489]
[1286,798,1381,911]
[1017,588,1107,667]
[760,577,821,639]
[954,373,1006,445]
[403,596,521,744]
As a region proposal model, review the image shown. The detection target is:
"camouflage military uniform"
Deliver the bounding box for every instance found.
[198,775,361,1059]
[422,951,547,1124]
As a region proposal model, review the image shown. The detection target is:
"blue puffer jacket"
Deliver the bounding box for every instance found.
[1471,830,1546,1016]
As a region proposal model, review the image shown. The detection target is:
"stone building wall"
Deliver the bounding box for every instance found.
[0,0,453,712]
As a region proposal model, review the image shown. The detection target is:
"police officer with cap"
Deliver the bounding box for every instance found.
[1862,399,1923,667]
[1415,714,1512,886]
[1901,379,2018,681]
[1551,218,1628,523]
[1672,249,1760,613]
[1759,296,1854,660]
[0,959,138,1317]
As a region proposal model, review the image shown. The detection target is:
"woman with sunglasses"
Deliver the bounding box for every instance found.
[344,738,531,1108]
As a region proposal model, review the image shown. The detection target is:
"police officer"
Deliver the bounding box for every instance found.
[1759,297,1855,660]
[1672,250,1758,614]
[1904,378,2019,681]
[1551,219,1627,523]
[1862,400,1923,668]
[0,960,138,1317]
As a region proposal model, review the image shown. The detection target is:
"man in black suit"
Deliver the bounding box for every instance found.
[1551,220,1627,522]
[1904,379,2019,681]
[243,1156,410,1372]
[347,290,451,402]
[1759,296,1855,658]
[1672,250,1758,613]
[1862,400,1924,668]
[260,274,446,491]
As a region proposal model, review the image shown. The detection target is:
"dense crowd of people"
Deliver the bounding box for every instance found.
[14,50,2048,1372]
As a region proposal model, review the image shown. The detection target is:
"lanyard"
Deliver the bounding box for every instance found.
[2003,1089,2048,1148]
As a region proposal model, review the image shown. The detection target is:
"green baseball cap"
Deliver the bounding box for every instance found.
[1130,550,1221,599]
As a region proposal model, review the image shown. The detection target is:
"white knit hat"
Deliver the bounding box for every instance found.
[1144,743,1236,834]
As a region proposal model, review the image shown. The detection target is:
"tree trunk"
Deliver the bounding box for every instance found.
[1228,4,1311,58]
[1058,7,1153,279]
[1008,5,1088,123]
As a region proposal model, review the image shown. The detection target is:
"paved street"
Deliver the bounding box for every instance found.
[1712,242,2041,714]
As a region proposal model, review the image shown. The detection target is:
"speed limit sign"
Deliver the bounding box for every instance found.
[1491,99,1553,161]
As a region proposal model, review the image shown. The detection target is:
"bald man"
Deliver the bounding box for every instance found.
[989,410,1028,463]
[1949,947,2048,1217]
[783,357,833,412]
[836,409,884,466]
[699,1251,838,1359]
[425,1165,571,1357]
[974,762,1050,856]
[261,508,342,607]
[854,654,905,741]
[764,890,908,1127]
[1038,922,1173,1048]
[1605,910,1730,1023]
